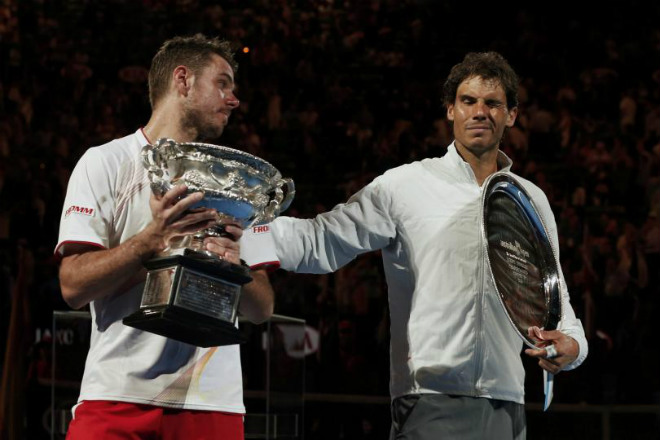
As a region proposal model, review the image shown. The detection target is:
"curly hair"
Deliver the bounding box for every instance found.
[148,34,238,109]
[442,52,519,110]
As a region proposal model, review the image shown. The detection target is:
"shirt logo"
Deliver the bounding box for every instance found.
[252,225,270,234]
[65,205,95,217]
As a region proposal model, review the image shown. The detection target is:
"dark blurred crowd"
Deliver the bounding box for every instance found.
[1,0,659,438]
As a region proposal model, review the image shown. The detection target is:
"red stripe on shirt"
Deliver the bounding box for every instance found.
[250,261,280,272]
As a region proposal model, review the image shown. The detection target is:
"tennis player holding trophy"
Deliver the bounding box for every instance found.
[57,34,292,439]
[268,52,588,439]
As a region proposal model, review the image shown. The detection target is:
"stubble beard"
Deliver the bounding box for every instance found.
[457,136,502,160]
[182,106,225,142]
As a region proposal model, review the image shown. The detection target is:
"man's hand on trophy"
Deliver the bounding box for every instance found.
[524,326,579,374]
[146,184,217,251]
[203,224,243,264]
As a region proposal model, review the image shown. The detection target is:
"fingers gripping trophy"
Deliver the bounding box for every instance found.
[123,138,295,347]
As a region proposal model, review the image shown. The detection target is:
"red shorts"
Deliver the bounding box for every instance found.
[66,400,244,440]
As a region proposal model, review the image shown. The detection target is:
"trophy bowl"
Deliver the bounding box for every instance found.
[123,138,295,347]
[144,137,295,230]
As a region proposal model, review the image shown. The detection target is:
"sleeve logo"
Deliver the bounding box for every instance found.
[65,205,95,217]
[252,225,270,234]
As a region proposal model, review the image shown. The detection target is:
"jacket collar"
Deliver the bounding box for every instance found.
[445,141,513,183]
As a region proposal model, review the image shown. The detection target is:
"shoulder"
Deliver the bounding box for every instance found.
[509,172,556,224]
[89,132,144,162]
[511,173,549,204]
[379,158,441,182]
[74,132,143,175]
[374,157,452,194]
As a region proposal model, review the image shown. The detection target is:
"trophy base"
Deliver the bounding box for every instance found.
[122,254,252,347]
[123,305,246,347]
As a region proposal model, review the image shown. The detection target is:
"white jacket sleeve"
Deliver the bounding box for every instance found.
[270,176,396,274]
[534,187,589,370]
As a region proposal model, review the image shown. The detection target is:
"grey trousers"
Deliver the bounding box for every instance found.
[390,394,526,440]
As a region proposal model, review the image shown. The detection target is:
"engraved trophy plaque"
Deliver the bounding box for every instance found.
[123,138,295,347]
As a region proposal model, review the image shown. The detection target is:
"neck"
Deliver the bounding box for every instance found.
[142,105,196,144]
[454,142,500,186]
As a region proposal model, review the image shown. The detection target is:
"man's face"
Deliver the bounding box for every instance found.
[182,53,239,141]
[446,75,517,157]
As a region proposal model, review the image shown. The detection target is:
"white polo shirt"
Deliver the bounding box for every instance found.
[56,129,279,412]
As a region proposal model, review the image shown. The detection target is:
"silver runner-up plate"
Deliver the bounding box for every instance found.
[481,172,562,348]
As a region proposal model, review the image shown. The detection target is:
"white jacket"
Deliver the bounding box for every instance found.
[271,143,588,404]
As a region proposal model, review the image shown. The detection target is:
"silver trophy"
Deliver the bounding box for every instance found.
[123,138,295,347]
[481,172,561,347]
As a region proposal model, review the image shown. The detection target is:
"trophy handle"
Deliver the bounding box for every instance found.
[263,177,296,222]
[142,139,178,195]
[278,178,296,213]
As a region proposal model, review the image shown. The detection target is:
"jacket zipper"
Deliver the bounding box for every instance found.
[472,195,486,396]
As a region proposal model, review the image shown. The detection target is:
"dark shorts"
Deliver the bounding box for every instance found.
[390,394,526,440]
[66,400,244,440]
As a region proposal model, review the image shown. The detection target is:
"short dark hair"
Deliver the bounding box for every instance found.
[442,52,519,110]
[148,34,238,109]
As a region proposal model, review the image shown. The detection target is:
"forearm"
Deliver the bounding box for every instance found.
[59,228,162,309]
[272,209,393,274]
[557,281,589,370]
[543,204,588,370]
[59,187,220,309]
[238,269,274,324]
[558,325,588,370]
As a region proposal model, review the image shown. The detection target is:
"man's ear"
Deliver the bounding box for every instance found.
[446,103,455,122]
[172,65,192,97]
[506,106,518,128]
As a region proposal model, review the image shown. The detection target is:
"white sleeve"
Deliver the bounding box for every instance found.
[55,148,115,255]
[240,224,280,270]
[534,188,589,370]
[270,176,396,274]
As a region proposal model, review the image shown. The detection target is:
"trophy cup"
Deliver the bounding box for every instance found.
[123,138,295,347]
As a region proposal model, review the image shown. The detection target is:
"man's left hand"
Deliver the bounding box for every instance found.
[203,224,243,265]
[524,326,579,374]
